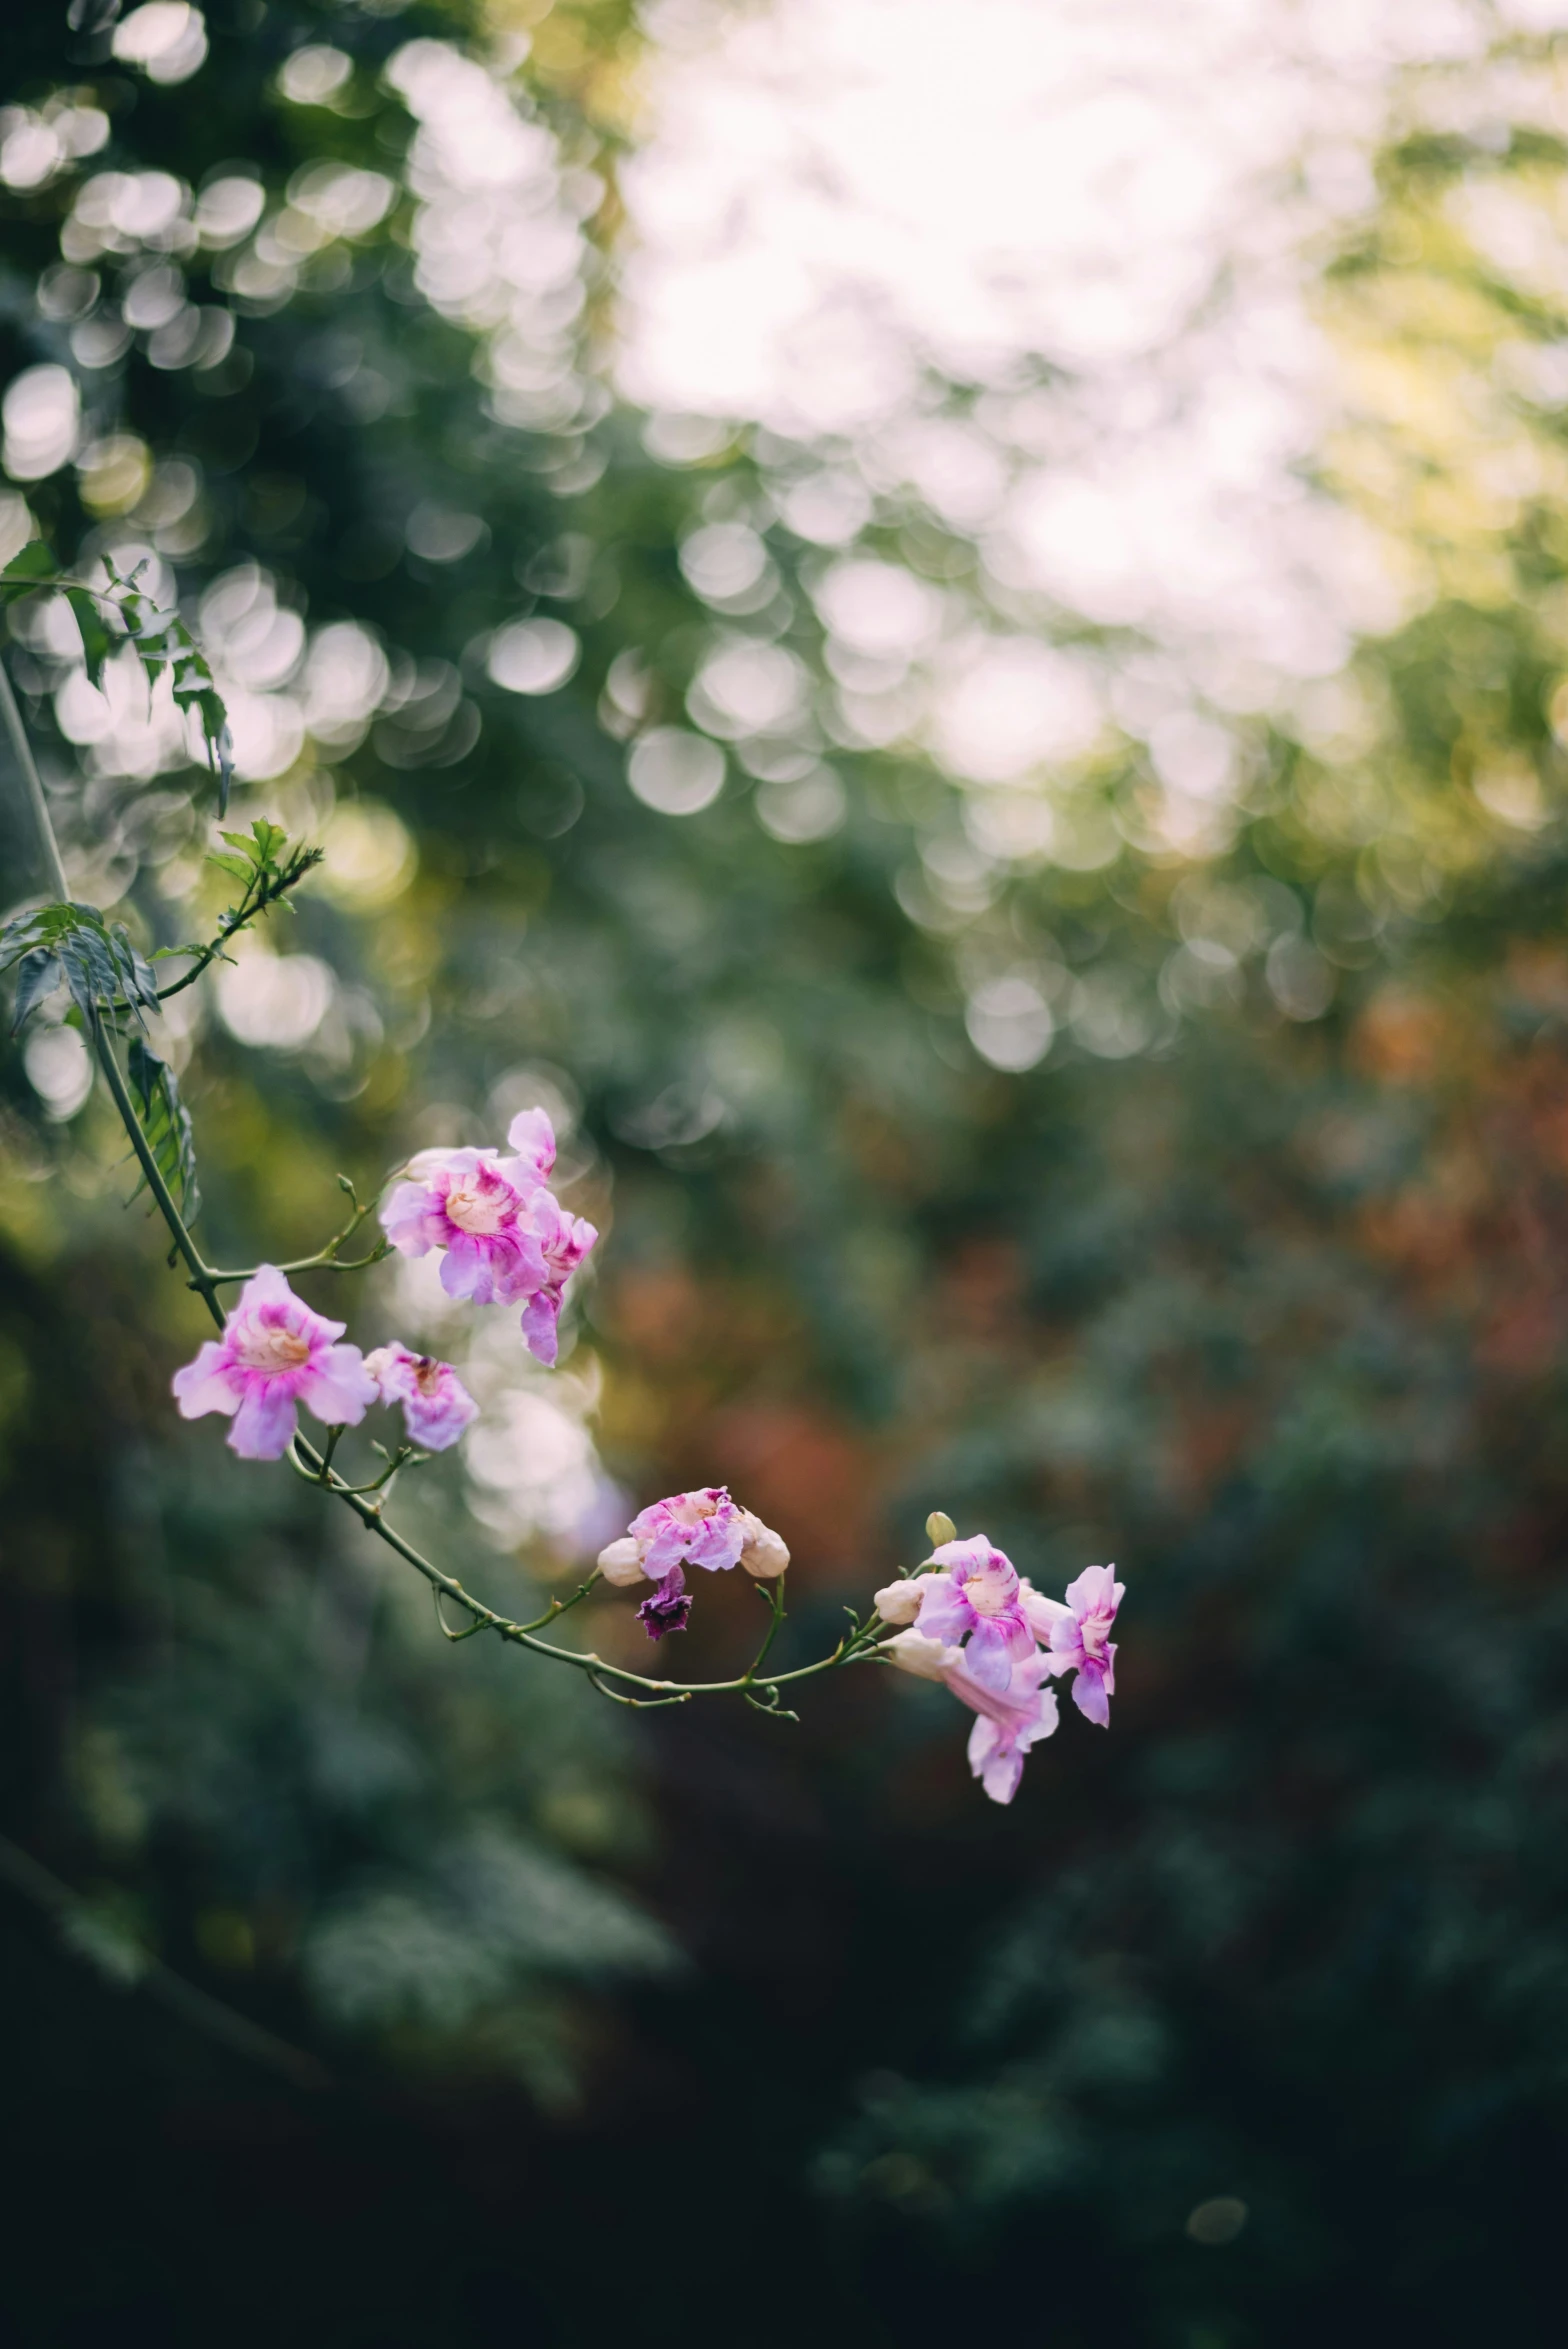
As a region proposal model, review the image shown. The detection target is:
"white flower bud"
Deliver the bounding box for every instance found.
[884,1628,962,1680]
[737,1510,790,1578]
[596,1534,651,1587]
[873,1577,925,1625]
[925,1510,958,1548]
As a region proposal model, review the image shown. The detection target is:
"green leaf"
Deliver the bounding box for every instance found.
[0,910,55,975]
[0,540,58,599]
[207,852,254,884]
[110,923,161,1019]
[57,925,120,1027]
[127,1038,200,1223]
[2,903,158,1029]
[0,902,97,975]
[84,567,235,815]
[9,949,61,1034]
[64,586,113,691]
[251,819,287,865]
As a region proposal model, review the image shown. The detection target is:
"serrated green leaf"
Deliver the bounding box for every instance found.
[10,949,61,1034]
[207,852,254,883]
[127,1038,200,1223]
[0,540,57,599]
[64,586,113,692]
[0,910,54,974]
[5,904,159,1030]
[251,819,287,864]
[85,569,234,813]
[57,930,116,1026]
[110,924,160,1018]
[1,904,110,973]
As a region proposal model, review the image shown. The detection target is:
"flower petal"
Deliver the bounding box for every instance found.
[238,1263,294,1309]
[520,1289,561,1366]
[1064,1562,1119,1619]
[961,1617,1015,1693]
[979,1741,1026,1804]
[1071,1662,1111,1727]
[686,1516,745,1571]
[380,1181,441,1255]
[172,1342,240,1419]
[911,1574,967,1644]
[930,1535,995,1575]
[227,1381,299,1460]
[440,1232,492,1302]
[299,1345,378,1427]
[505,1106,557,1180]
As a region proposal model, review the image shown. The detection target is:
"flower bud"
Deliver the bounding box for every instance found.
[737,1510,790,1578]
[596,1535,651,1587]
[925,1510,958,1549]
[884,1628,962,1680]
[873,1577,925,1625]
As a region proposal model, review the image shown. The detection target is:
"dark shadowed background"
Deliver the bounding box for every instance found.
[5,3,1568,2343]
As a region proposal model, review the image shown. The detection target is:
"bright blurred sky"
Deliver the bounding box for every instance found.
[617,0,1568,696]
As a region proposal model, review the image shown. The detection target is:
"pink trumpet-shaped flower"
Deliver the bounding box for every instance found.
[911,1535,1036,1695]
[364,1342,478,1452]
[597,1493,789,1601]
[628,1487,747,1577]
[886,1631,1059,1804]
[378,1109,597,1362]
[518,1190,599,1369]
[172,1266,377,1461]
[1023,1563,1124,1726]
[380,1147,545,1304]
[957,1649,1060,1803]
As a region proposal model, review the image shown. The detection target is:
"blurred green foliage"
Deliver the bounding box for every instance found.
[7,3,1568,2343]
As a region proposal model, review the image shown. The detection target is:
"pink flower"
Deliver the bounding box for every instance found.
[955,1649,1060,1802]
[886,1631,1059,1804]
[172,1266,377,1461]
[910,1535,1036,1694]
[628,1487,746,1576]
[364,1342,478,1452]
[518,1190,599,1369]
[1024,1563,1124,1726]
[596,1491,789,1609]
[379,1109,597,1361]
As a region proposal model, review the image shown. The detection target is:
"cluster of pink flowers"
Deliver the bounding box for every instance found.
[378,1108,596,1367]
[173,1106,594,1475]
[166,1142,1123,1815]
[597,1488,790,1640]
[875,1534,1123,1804]
[173,1267,477,1462]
